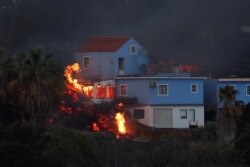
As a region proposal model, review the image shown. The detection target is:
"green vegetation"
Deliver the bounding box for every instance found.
[0,48,64,126]
[217,85,243,143]
[0,125,100,167]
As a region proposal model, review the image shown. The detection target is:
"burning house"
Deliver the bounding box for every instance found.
[70,36,205,129]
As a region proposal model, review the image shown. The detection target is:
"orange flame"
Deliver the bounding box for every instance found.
[115,112,127,135]
[64,63,93,97]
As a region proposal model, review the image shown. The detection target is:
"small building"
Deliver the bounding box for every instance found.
[115,77,206,128]
[75,36,149,82]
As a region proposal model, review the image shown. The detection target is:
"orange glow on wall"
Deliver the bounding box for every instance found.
[106,86,116,99]
[96,85,106,99]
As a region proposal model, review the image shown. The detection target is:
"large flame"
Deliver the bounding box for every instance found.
[64,63,93,97]
[115,112,127,135]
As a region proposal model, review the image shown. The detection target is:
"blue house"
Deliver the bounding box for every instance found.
[75,36,149,82]
[74,36,206,129]
[217,78,250,105]
[115,77,205,128]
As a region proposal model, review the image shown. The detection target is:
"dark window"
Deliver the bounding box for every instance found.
[130,45,137,54]
[118,58,124,71]
[191,84,197,93]
[83,57,90,68]
[158,84,168,95]
[133,109,145,119]
[180,109,187,119]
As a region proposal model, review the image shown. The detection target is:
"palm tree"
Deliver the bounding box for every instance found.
[0,49,25,124]
[17,48,65,126]
[217,85,242,143]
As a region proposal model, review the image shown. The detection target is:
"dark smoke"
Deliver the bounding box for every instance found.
[1,0,250,77]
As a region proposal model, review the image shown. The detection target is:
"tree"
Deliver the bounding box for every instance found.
[17,48,65,126]
[0,53,25,124]
[0,48,65,126]
[217,85,242,143]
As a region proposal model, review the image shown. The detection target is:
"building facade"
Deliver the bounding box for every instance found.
[75,36,149,82]
[115,77,205,128]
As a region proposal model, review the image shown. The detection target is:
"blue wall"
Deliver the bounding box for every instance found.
[204,79,217,105]
[75,37,149,81]
[217,81,250,105]
[114,38,149,76]
[116,78,204,105]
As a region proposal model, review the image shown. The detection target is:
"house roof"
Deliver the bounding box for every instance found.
[77,36,131,52]
[218,78,250,82]
[114,76,207,80]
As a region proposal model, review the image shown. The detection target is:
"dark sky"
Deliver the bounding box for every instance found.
[1,0,250,77]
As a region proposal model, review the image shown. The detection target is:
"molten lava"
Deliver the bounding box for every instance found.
[115,112,127,135]
[62,63,125,136]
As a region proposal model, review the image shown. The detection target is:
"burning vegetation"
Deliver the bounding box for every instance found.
[60,63,128,137]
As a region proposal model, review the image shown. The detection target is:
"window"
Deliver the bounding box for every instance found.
[120,84,127,96]
[133,109,145,119]
[118,58,125,71]
[180,109,187,119]
[106,86,116,99]
[158,84,168,96]
[96,85,106,99]
[130,45,137,54]
[247,85,250,96]
[83,57,90,68]
[191,84,198,93]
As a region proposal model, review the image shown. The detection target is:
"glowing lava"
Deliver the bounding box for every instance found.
[92,122,100,132]
[115,112,127,135]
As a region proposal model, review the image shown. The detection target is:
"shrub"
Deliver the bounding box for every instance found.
[0,125,100,167]
[43,127,100,167]
[0,124,49,167]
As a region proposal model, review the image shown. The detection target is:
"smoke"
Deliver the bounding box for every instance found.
[1,0,250,77]
[241,26,250,33]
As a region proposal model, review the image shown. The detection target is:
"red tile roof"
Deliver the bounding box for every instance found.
[77,36,131,52]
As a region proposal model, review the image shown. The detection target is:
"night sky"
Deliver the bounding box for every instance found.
[1,0,250,77]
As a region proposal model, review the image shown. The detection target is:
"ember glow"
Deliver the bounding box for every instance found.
[64,63,93,97]
[115,112,127,135]
[92,122,100,132]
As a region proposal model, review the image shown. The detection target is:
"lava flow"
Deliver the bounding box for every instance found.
[62,63,128,137]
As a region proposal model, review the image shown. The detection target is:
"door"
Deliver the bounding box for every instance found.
[118,58,125,75]
[153,108,172,128]
[188,109,195,122]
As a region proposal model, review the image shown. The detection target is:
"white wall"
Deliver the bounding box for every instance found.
[127,105,204,129]
[172,106,204,128]
[127,105,154,127]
